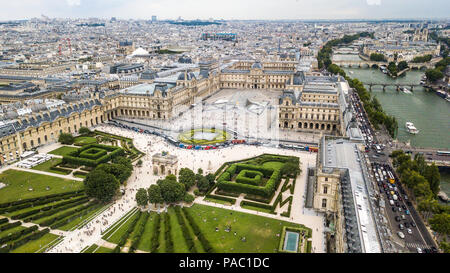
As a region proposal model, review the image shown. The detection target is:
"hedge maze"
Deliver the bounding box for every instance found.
[63,144,124,167]
[207,154,300,217]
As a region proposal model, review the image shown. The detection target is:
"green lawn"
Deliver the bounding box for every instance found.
[48,146,79,157]
[0,225,27,237]
[103,209,139,244]
[58,203,105,231]
[185,204,309,253]
[263,161,285,170]
[31,158,69,175]
[74,136,97,146]
[204,197,234,206]
[240,204,274,214]
[136,212,156,252]
[94,246,113,253]
[167,208,189,253]
[34,202,90,225]
[0,170,83,203]
[11,233,59,253]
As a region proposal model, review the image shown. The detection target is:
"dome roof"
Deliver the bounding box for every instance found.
[251,62,262,69]
[130,47,149,56]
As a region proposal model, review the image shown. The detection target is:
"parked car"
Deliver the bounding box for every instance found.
[416,247,422,253]
[410,222,416,227]
[399,224,405,230]
[406,228,412,234]
[395,216,401,222]
[397,232,405,239]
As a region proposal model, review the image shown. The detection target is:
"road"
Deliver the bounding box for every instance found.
[350,90,438,253]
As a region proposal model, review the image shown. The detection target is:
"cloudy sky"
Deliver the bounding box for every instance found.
[1,0,449,21]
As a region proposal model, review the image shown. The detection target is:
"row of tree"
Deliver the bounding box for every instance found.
[391,150,449,251]
[425,56,450,83]
[136,168,215,207]
[317,32,398,138]
[370,53,387,62]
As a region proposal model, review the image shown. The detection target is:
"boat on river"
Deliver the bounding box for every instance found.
[405,122,419,134]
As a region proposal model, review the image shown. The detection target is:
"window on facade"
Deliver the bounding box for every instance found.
[323,186,328,194]
[325,177,328,182]
[322,198,327,208]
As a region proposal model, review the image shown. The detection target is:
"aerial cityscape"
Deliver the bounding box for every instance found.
[0,0,448,259]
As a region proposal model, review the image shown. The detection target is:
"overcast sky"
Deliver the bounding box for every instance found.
[1,0,449,21]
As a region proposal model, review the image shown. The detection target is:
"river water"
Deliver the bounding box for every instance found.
[334,54,450,198]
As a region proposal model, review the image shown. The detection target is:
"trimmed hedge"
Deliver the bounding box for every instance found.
[79,148,107,160]
[163,213,174,253]
[150,213,161,253]
[0,225,39,244]
[22,197,89,222]
[129,212,149,253]
[0,190,85,210]
[49,202,100,229]
[182,208,215,253]
[0,221,21,232]
[306,240,312,253]
[240,200,274,212]
[49,166,72,175]
[63,144,124,167]
[205,194,236,205]
[38,202,93,227]
[174,206,197,253]
[0,228,50,253]
[13,196,88,220]
[235,170,263,186]
[117,210,141,248]
[0,218,8,225]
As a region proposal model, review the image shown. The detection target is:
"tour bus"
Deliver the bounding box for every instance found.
[387,170,395,184]
[437,151,450,156]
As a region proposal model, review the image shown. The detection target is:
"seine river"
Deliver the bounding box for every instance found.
[334,54,450,198]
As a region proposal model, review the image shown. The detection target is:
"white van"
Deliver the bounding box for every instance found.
[389,200,395,206]
[393,195,398,201]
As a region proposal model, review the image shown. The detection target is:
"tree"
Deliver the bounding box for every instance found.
[440,240,450,253]
[418,196,439,221]
[136,188,148,207]
[96,163,132,184]
[84,169,119,203]
[205,173,216,188]
[179,168,196,190]
[397,61,408,71]
[429,213,450,236]
[197,168,203,175]
[58,133,74,145]
[159,178,185,203]
[184,193,195,203]
[425,69,444,83]
[370,53,386,62]
[197,176,210,193]
[281,162,299,177]
[387,62,398,77]
[78,127,91,135]
[112,156,132,171]
[424,163,441,196]
[147,184,163,206]
[137,159,143,167]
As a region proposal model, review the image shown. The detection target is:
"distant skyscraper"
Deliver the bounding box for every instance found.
[152,16,157,22]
